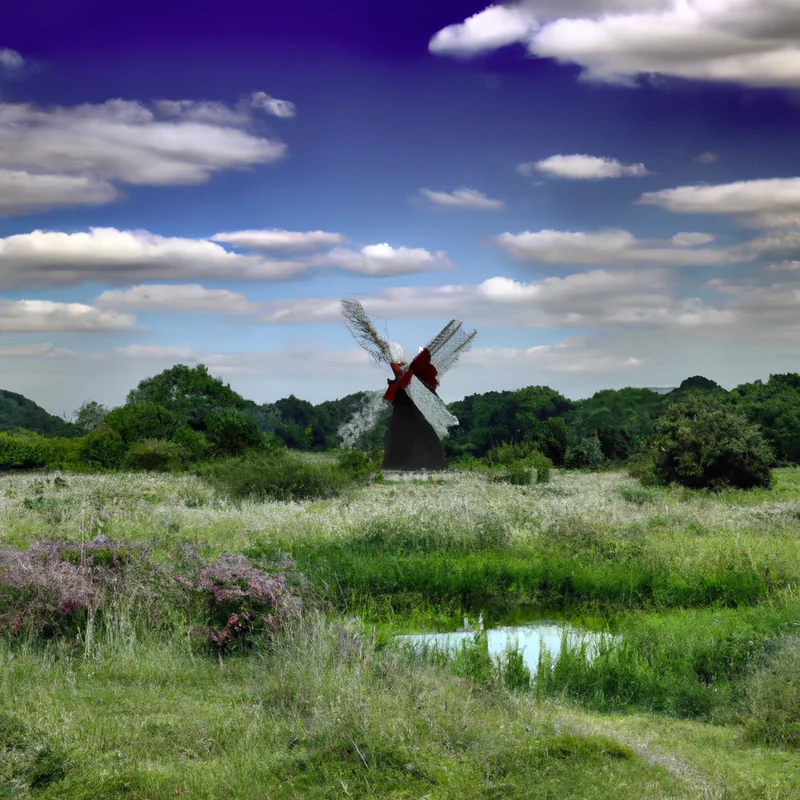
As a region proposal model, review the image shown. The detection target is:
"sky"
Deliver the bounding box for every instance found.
[2,0,800,416]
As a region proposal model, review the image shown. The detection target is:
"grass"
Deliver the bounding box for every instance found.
[2,466,800,797]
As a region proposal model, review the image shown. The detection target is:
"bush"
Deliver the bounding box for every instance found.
[74,426,127,470]
[202,452,353,502]
[526,450,553,484]
[336,449,382,481]
[0,433,48,470]
[744,637,800,749]
[564,437,605,470]
[205,410,263,456]
[171,426,213,461]
[652,394,773,490]
[486,441,552,483]
[176,553,300,659]
[123,439,187,472]
[626,451,662,487]
[492,464,533,486]
[104,402,179,444]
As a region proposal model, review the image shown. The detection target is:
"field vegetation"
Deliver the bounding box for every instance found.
[2,464,800,798]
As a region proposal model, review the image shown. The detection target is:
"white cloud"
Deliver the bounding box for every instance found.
[639,177,800,228]
[522,154,649,180]
[465,339,643,373]
[0,343,75,358]
[0,170,117,216]
[671,232,715,247]
[249,92,297,118]
[767,260,800,272]
[0,96,288,215]
[419,187,505,210]
[493,228,734,266]
[0,227,308,289]
[116,344,201,360]
[257,269,733,331]
[0,299,137,332]
[431,1,800,89]
[94,284,253,313]
[0,49,24,72]
[696,151,719,164]
[211,229,346,250]
[428,5,536,56]
[317,243,455,277]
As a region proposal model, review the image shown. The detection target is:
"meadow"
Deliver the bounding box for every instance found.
[1,466,800,798]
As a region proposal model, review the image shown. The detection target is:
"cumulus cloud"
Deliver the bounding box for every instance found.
[464,339,644,373]
[316,243,455,277]
[521,154,649,180]
[249,92,297,118]
[0,48,24,72]
[418,187,505,210]
[493,228,735,266]
[428,4,536,56]
[0,343,75,358]
[257,269,733,330]
[430,1,800,89]
[0,170,117,216]
[0,299,138,332]
[0,227,308,289]
[671,232,715,247]
[0,96,288,215]
[94,284,253,313]
[211,229,346,250]
[639,177,800,228]
[116,344,201,360]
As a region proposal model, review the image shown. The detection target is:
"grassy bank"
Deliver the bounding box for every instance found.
[2,468,800,797]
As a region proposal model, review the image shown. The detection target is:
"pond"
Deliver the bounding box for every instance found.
[396,619,618,675]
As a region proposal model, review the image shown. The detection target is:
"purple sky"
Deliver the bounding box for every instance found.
[2,0,800,415]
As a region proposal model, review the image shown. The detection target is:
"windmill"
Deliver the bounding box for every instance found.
[341,299,477,471]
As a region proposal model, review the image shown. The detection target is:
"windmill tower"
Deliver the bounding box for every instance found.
[341,299,477,471]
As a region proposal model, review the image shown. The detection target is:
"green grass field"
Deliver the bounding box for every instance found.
[1,467,800,798]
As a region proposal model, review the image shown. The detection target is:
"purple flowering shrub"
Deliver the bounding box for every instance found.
[176,553,301,658]
[0,536,136,639]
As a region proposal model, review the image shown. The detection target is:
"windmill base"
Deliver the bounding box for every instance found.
[382,388,447,472]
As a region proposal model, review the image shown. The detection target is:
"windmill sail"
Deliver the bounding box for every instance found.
[340,299,477,470]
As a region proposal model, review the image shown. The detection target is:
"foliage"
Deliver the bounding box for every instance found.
[74,426,128,470]
[204,410,263,456]
[677,375,723,392]
[123,439,188,472]
[177,553,300,659]
[625,451,663,487]
[0,432,49,470]
[171,425,213,461]
[652,393,773,490]
[336,448,383,480]
[104,402,180,444]
[72,400,108,432]
[0,389,81,438]
[744,637,800,749]
[201,452,354,502]
[564,436,605,470]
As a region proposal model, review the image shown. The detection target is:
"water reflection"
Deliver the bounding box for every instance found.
[396,622,617,675]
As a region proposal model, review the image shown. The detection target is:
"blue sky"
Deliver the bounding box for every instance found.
[2,0,800,415]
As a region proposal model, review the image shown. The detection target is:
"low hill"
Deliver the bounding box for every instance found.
[0,390,82,437]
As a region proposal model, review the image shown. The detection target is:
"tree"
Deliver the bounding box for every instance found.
[72,400,108,432]
[652,393,773,490]
[104,403,180,444]
[678,375,722,392]
[564,436,604,470]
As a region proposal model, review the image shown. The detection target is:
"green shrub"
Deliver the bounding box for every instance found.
[123,439,187,472]
[652,393,773,490]
[526,450,553,483]
[626,451,662,486]
[205,410,263,456]
[104,402,179,444]
[74,426,127,470]
[564,437,605,470]
[202,452,353,502]
[617,484,656,506]
[171,426,212,461]
[492,464,533,486]
[336,449,382,481]
[744,637,800,749]
[0,433,48,470]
